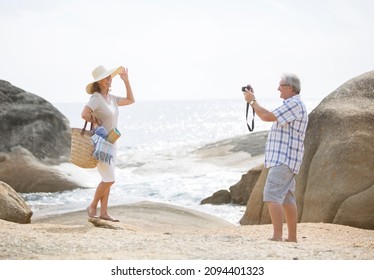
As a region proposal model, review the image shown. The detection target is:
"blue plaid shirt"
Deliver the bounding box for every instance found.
[265,95,308,174]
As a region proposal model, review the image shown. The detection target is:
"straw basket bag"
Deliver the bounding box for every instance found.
[70,121,98,168]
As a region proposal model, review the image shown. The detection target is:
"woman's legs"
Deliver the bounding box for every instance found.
[88,181,114,217]
[98,183,112,217]
[90,150,117,220]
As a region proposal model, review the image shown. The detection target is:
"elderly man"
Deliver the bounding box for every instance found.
[244,73,308,242]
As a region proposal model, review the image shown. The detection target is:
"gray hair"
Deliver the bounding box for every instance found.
[281,73,301,94]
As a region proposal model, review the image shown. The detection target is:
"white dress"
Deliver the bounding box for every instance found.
[85,92,120,182]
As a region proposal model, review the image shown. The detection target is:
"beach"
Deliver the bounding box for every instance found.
[0,201,373,260]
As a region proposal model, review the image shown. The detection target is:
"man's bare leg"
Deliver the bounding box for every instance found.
[267,202,283,241]
[283,203,298,242]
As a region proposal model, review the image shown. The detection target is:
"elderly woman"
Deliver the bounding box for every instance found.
[82,65,135,222]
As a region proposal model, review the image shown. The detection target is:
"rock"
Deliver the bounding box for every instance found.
[229,165,263,205]
[0,146,82,193]
[37,201,234,231]
[0,181,32,223]
[0,80,71,164]
[228,131,268,156]
[333,185,374,229]
[296,70,374,229]
[201,165,262,206]
[239,166,270,225]
[201,189,231,205]
[0,80,81,193]
[239,70,374,229]
[197,131,268,157]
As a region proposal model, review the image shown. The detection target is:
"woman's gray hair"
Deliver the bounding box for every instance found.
[281,73,301,94]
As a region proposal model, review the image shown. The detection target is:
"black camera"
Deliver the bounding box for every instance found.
[242,85,253,92]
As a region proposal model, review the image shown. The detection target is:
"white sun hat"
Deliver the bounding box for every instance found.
[86,65,122,94]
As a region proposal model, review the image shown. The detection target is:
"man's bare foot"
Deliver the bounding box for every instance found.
[269,237,282,241]
[285,239,297,243]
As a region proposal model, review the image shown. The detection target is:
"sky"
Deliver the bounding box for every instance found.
[1,0,373,104]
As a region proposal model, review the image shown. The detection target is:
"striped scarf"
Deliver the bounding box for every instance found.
[90,134,114,164]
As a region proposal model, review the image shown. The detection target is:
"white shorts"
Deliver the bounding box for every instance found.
[263,164,296,205]
[97,151,116,182]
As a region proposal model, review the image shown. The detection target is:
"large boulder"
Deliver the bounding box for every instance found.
[0,146,82,193]
[0,181,32,223]
[296,70,374,229]
[239,70,374,229]
[0,80,71,164]
[0,80,81,193]
[333,184,374,229]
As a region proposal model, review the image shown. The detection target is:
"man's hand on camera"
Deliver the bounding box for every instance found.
[244,89,256,103]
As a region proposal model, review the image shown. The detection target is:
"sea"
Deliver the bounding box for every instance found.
[21,98,320,225]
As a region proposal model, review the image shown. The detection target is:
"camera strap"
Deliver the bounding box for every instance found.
[246,103,255,132]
